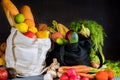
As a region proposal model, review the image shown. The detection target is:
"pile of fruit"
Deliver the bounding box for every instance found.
[49,20,80,45]
[14,13,49,39]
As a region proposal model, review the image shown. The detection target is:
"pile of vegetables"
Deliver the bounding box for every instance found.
[58,65,99,79]
[58,65,114,80]
[59,68,90,80]
[96,69,114,80]
[69,20,106,68]
[70,20,106,51]
[48,20,118,80]
[105,60,120,77]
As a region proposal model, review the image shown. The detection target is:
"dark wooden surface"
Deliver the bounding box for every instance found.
[0,0,120,60]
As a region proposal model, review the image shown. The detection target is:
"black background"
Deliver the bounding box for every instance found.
[0,0,120,60]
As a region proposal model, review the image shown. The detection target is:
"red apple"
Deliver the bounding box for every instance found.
[0,69,8,80]
[24,31,37,38]
[65,30,74,41]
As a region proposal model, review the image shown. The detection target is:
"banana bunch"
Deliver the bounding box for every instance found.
[57,23,69,38]
[48,20,69,45]
[49,20,69,38]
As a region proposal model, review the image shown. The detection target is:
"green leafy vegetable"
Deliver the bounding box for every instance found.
[69,20,106,64]
[90,48,100,64]
[105,60,120,77]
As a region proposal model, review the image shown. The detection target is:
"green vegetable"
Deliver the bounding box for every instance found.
[70,21,81,32]
[105,60,120,77]
[90,48,100,65]
[69,20,106,64]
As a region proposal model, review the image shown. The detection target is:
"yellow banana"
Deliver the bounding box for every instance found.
[57,23,69,38]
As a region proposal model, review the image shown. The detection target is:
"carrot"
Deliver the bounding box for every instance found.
[58,65,90,73]
[78,73,95,79]
[59,65,88,70]
[75,67,90,73]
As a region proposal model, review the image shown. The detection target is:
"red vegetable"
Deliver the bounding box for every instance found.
[81,77,89,80]
[107,69,114,80]
[96,70,108,80]
[70,74,81,80]
[0,69,8,80]
[60,73,69,80]
[67,68,77,77]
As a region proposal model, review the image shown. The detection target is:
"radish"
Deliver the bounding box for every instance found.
[70,74,81,80]
[81,77,89,80]
[67,68,77,77]
[60,73,69,80]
